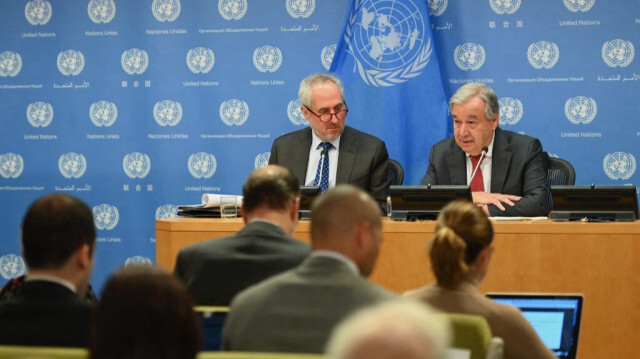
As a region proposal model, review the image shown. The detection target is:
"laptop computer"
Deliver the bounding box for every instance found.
[486,293,583,359]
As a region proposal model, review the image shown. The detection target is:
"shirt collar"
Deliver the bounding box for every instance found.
[26,274,77,293]
[310,250,359,275]
[310,130,341,152]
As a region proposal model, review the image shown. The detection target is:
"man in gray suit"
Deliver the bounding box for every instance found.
[421,83,548,217]
[174,165,311,306]
[222,185,396,353]
[269,73,390,214]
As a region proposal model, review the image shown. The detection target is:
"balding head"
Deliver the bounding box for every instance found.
[310,185,382,276]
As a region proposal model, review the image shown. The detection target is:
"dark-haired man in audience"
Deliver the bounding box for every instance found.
[174,165,310,306]
[223,185,396,353]
[0,193,96,347]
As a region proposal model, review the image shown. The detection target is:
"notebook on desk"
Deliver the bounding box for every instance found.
[486,293,583,359]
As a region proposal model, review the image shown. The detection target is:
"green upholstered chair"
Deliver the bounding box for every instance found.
[0,345,89,359]
[445,313,503,359]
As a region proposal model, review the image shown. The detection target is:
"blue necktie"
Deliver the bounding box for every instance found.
[313,142,332,192]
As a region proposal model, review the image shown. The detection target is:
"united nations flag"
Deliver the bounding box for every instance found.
[330,0,449,183]
[88,0,116,24]
[254,152,270,169]
[90,101,118,127]
[0,153,24,179]
[603,152,636,181]
[25,0,52,26]
[93,204,119,230]
[286,0,315,19]
[27,102,54,128]
[123,152,151,179]
[59,152,87,179]
[0,254,26,280]
[0,51,22,77]
[125,256,153,266]
[287,99,307,126]
[156,204,178,219]
[219,99,249,126]
[218,0,247,20]
[498,97,523,126]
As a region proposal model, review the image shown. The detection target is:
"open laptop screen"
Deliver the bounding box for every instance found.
[486,293,583,359]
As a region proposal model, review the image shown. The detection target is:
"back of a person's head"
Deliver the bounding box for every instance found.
[326,299,451,359]
[91,265,201,359]
[241,165,300,213]
[21,193,95,269]
[430,200,493,289]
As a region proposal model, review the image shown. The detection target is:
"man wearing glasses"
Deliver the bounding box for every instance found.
[269,73,390,214]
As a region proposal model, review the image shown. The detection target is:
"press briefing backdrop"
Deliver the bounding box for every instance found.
[1,0,639,293]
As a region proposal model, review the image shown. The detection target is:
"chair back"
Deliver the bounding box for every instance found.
[194,306,230,351]
[547,156,576,186]
[0,345,88,359]
[388,159,404,186]
[444,314,503,359]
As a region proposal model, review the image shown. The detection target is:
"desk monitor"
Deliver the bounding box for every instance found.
[389,185,472,221]
[298,186,320,220]
[487,293,583,359]
[550,185,639,222]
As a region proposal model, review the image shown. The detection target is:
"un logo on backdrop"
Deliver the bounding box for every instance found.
[156,204,178,219]
[123,152,151,179]
[565,96,597,125]
[152,0,181,22]
[0,153,24,179]
[454,43,485,71]
[186,47,215,74]
[121,49,149,75]
[27,102,54,128]
[603,152,636,180]
[527,41,559,69]
[93,204,119,230]
[188,152,217,179]
[287,99,307,126]
[254,152,270,169]
[498,97,523,125]
[59,152,87,179]
[427,0,447,16]
[125,256,153,266]
[220,100,249,126]
[25,0,52,25]
[88,0,116,24]
[153,100,182,127]
[253,46,283,73]
[0,51,22,77]
[563,0,595,12]
[602,39,634,68]
[321,44,336,71]
[345,0,431,87]
[57,50,85,76]
[286,0,315,18]
[89,101,118,127]
[219,0,248,20]
[0,254,26,279]
[489,0,521,14]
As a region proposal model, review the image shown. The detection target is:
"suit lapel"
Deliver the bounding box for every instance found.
[336,127,357,184]
[490,128,512,192]
[447,144,468,185]
[290,128,313,182]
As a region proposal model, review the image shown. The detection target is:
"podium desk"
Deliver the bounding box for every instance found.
[156,218,640,359]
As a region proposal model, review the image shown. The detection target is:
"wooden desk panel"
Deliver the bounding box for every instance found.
[156,218,640,359]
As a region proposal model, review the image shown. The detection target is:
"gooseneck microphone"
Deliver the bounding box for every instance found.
[319,148,328,175]
[467,146,489,187]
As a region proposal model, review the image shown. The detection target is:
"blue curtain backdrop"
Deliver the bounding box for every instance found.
[1,0,639,293]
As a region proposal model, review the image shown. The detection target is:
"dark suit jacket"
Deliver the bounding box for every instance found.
[421,128,548,216]
[0,280,93,347]
[268,126,390,213]
[174,221,311,306]
[222,255,397,353]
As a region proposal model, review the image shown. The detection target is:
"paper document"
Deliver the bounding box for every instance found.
[201,194,243,208]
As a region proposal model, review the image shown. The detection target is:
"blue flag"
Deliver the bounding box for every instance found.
[330,0,450,184]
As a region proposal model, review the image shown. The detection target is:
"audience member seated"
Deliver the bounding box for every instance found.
[404,200,556,359]
[174,165,311,306]
[222,185,397,353]
[90,265,201,359]
[326,300,451,359]
[0,193,96,347]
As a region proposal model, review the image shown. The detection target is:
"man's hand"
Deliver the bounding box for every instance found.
[472,192,521,214]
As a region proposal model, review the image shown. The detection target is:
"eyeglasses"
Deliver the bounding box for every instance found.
[304,104,349,123]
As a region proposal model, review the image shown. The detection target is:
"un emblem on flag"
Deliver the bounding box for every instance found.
[254,152,270,169]
[57,50,85,76]
[123,152,151,179]
[27,102,54,128]
[603,152,636,180]
[454,43,485,71]
[346,0,431,87]
[0,254,26,280]
[59,153,87,179]
[156,204,178,219]
[154,100,183,127]
[121,49,149,75]
[565,96,597,125]
[321,44,336,70]
[0,51,22,77]
[188,152,217,179]
[218,0,248,20]
[527,41,559,69]
[253,46,283,73]
[287,99,307,126]
[498,97,523,126]
[489,0,520,15]
[25,0,52,25]
[93,204,119,230]
[0,153,24,179]
[220,99,249,126]
[563,0,595,12]
[602,39,634,68]
[286,0,315,19]
[427,0,447,16]
[88,0,116,24]
[90,101,118,127]
[125,256,153,266]
[186,47,215,74]
[152,0,181,22]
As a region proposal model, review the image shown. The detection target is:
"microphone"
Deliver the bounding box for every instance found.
[318,148,329,182]
[467,146,489,187]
